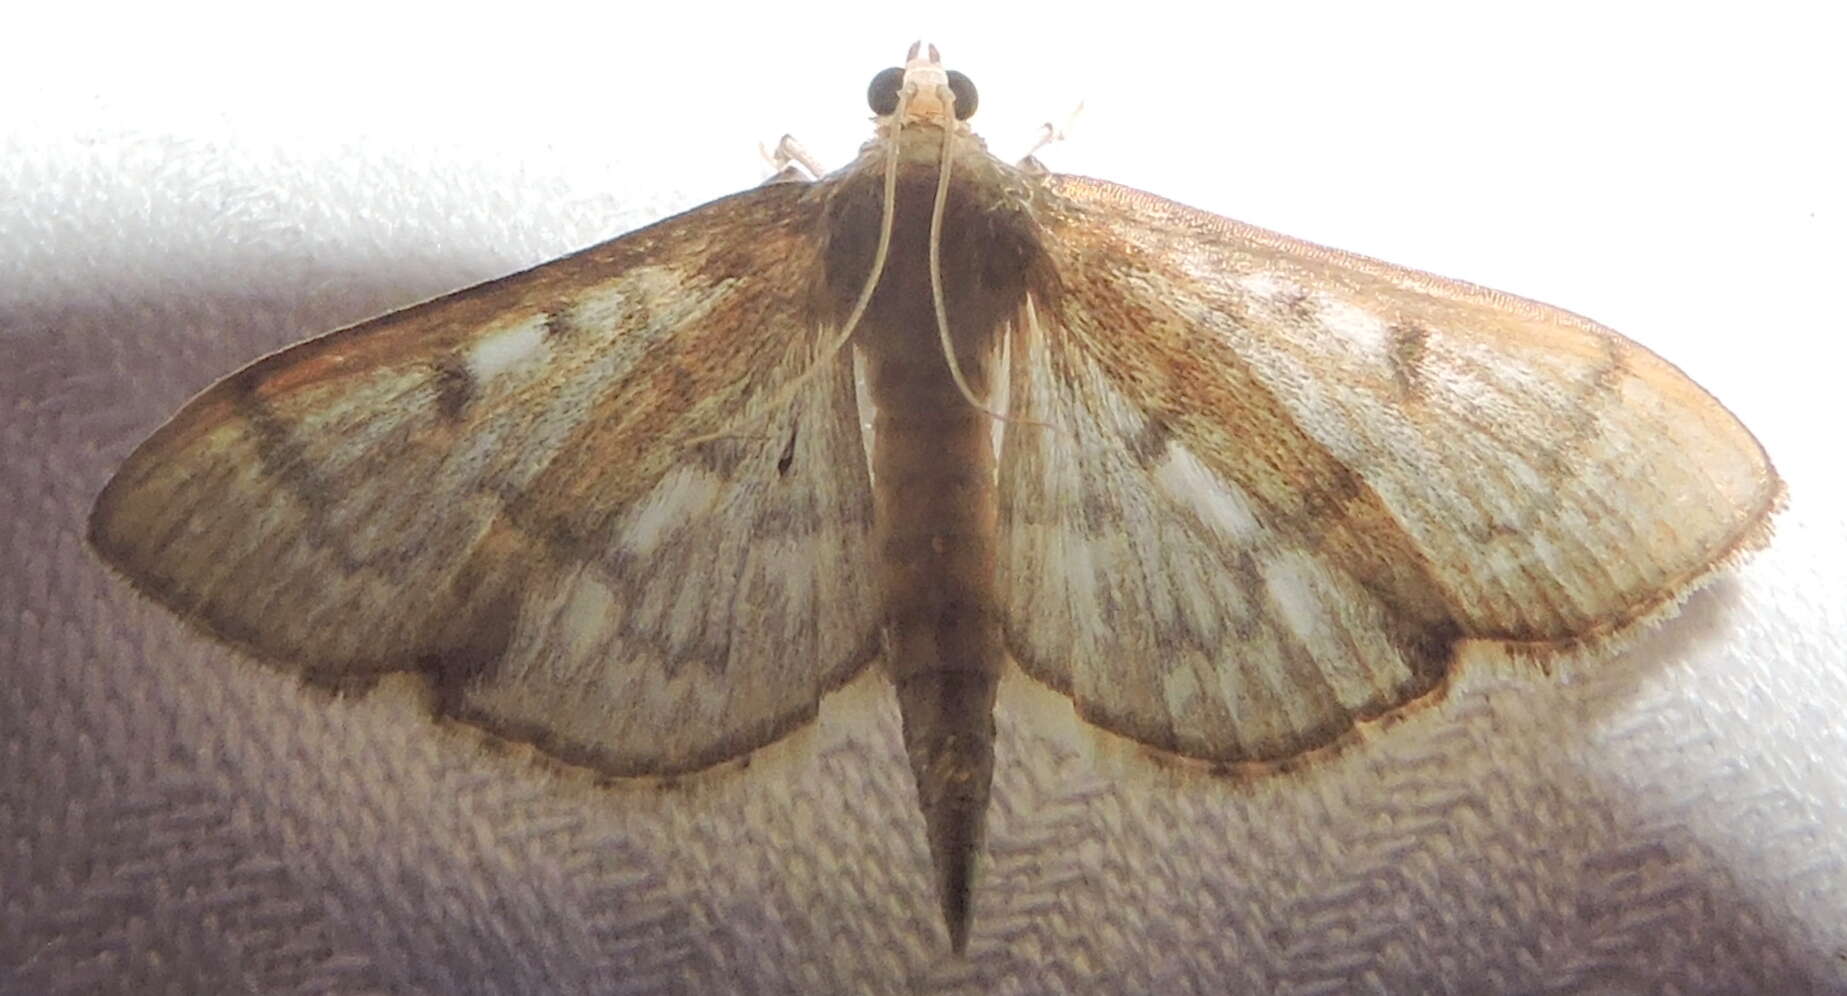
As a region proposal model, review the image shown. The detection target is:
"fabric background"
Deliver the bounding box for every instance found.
[6,4,1844,993]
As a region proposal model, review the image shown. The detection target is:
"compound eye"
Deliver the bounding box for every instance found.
[946,70,978,120]
[867,67,905,115]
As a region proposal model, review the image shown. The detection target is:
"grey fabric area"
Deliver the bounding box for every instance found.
[8,67,1847,994]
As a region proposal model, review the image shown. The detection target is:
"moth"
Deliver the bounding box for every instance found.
[90,43,1784,952]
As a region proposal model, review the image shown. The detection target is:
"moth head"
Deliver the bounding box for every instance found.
[867,41,978,126]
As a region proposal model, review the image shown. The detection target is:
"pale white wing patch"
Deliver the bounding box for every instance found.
[464,316,550,381]
[623,465,725,556]
[1150,444,1263,544]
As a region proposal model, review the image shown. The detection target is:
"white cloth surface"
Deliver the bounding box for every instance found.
[5,5,1846,993]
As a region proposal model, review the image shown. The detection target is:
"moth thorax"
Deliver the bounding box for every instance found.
[822,164,1041,387]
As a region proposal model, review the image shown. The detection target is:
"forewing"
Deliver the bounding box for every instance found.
[91,182,881,776]
[999,175,1781,767]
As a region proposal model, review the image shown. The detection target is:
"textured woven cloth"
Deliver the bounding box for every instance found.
[6,13,1845,994]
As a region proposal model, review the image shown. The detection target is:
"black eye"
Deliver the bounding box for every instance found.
[867,67,904,115]
[946,70,978,120]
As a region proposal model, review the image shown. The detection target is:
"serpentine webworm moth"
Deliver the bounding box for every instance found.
[90,43,1783,951]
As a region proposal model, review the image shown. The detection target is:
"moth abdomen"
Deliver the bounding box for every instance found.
[866,350,1006,952]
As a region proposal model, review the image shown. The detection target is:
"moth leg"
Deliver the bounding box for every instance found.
[1016,101,1085,168]
[758,133,827,185]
